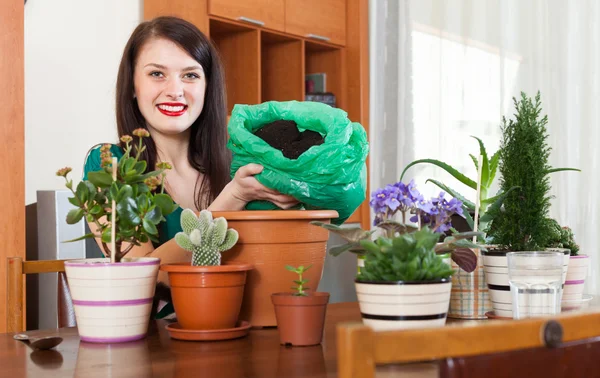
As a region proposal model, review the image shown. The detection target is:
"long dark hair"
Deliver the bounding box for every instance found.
[116,16,230,209]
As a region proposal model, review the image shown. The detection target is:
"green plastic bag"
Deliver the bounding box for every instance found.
[227,101,369,225]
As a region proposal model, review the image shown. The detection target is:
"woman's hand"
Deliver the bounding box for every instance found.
[228,163,299,209]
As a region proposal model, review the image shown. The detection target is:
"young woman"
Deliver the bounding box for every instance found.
[84,16,297,271]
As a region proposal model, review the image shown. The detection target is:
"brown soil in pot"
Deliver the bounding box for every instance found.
[254,120,324,159]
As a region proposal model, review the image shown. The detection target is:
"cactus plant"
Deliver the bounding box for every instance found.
[174,209,239,266]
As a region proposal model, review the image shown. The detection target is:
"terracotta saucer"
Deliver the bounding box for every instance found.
[165,321,251,341]
[484,311,512,320]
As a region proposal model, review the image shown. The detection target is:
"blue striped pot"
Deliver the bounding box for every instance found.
[355,278,451,331]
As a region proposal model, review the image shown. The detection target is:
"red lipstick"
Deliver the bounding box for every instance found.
[157,102,188,117]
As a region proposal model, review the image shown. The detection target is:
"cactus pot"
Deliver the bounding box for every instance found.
[64,257,160,343]
[160,263,253,330]
[271,292,330,346]
[213,210,338,327]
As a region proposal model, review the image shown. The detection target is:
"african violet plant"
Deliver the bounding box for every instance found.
[312,180,485,273]
[175,209,239,266]
[56,130,178,263]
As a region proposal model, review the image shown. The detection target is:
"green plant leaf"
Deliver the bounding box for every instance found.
[117,197,141,227]
[142,219,158,235]
[545,167,581,174]
[329,243,361,256]
[480,187,520,223]
[425,179,476,211]
[116,185,133,203]
[68,196,81,207]
[488,150,500,185]
[463,207,475,230]
[134,161,147,174]
[155,193,176,216]
[469,154,479,171]
[89,204,102,215]
[145,205,162,224]
[470,136,490,189]
[66,208,84,224]
[101,228,111,244]
[360,240,381,254]
[285,265,297,272]
[400,159,477,189]
[309,221,372,242]
[88,171,113,188]
[62,233,96,243]
[75,182,89,204]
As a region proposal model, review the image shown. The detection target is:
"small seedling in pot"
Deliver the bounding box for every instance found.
[286,265,312,296]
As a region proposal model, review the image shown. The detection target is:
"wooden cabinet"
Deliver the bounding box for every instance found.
[285,0,346,46]
[209,0,285,32]
[144,0,368,228]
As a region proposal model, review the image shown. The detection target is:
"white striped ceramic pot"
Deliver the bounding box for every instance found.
[64,257,160,343]
[482,250,570,318]
[562,255,589,302]
[355,278,451,331]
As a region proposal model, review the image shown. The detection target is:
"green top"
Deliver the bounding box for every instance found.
[83,144,183,247]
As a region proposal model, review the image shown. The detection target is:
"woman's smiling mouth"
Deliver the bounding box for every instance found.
[157,103,188,116]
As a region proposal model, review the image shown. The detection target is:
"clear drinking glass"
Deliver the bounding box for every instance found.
[507,251,563,319]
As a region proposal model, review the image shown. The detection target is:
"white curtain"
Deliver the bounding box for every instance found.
[369,0,600,293]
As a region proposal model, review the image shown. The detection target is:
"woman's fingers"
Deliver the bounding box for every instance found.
[237,163,264,177]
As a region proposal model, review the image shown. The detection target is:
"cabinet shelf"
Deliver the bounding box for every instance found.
[261,31,304,103]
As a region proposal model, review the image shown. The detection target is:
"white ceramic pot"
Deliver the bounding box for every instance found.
[355,278,451,331]
[562,255,589,302]
[64,257,160,343]
[482,250,570,318]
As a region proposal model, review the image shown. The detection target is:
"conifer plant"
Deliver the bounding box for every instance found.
[487,92,579,251]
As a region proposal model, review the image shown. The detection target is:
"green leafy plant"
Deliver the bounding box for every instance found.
[175,209,239,266]
[285,265,312,296]
[56,130,178,262]
[358,228,455,281]
[399,137,518,238]
[487,92,580,251]
[546,218,580,256]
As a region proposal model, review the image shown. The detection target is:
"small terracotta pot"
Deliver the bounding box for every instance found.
[271,292,329,346]
[160,263,253,330]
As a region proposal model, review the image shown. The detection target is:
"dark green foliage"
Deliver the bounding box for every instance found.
[488,92,553,251]
[357,228,455,282]
[546,218,580,255]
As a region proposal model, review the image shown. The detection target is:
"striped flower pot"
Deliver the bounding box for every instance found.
[64,257,160,343]
[482,250,570,318]
[563,255,590,302]
[355,278,451,331]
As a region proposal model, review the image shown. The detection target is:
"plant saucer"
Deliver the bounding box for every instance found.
[561,294,594,312]
[165,321,251,341]
[484,311,512,320]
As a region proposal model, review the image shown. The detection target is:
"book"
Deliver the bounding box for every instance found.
[305,73,326,93]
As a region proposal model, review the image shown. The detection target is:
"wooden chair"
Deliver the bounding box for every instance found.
[6,256,69,333]
[337,310,600,378]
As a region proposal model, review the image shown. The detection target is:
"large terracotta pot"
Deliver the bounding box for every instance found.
[160,263,253,330]
[214,210,338,327]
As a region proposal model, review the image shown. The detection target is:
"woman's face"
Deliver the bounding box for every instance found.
[133,37,206,136]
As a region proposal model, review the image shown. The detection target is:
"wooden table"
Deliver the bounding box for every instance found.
[3,302,600,378]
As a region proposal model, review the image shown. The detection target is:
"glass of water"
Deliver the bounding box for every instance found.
[507,251,564,319]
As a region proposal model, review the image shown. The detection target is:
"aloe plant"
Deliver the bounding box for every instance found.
[399,136,578,238]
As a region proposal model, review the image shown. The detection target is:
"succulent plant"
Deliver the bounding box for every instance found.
[174,209,239,266]
[358,227,455,282]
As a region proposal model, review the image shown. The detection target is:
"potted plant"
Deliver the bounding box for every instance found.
[547,219,588,307]
[484,92,579,318]
[312,180,483,275]
[271,265,329,346]
[56,131,178,343]
[160,209,253,337]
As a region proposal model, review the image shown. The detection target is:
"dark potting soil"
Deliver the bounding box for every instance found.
[254,120,324,159]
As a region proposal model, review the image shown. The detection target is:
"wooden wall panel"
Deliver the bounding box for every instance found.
[346,0,370,230]
[0,0,26,333]
[144,0,209,35]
